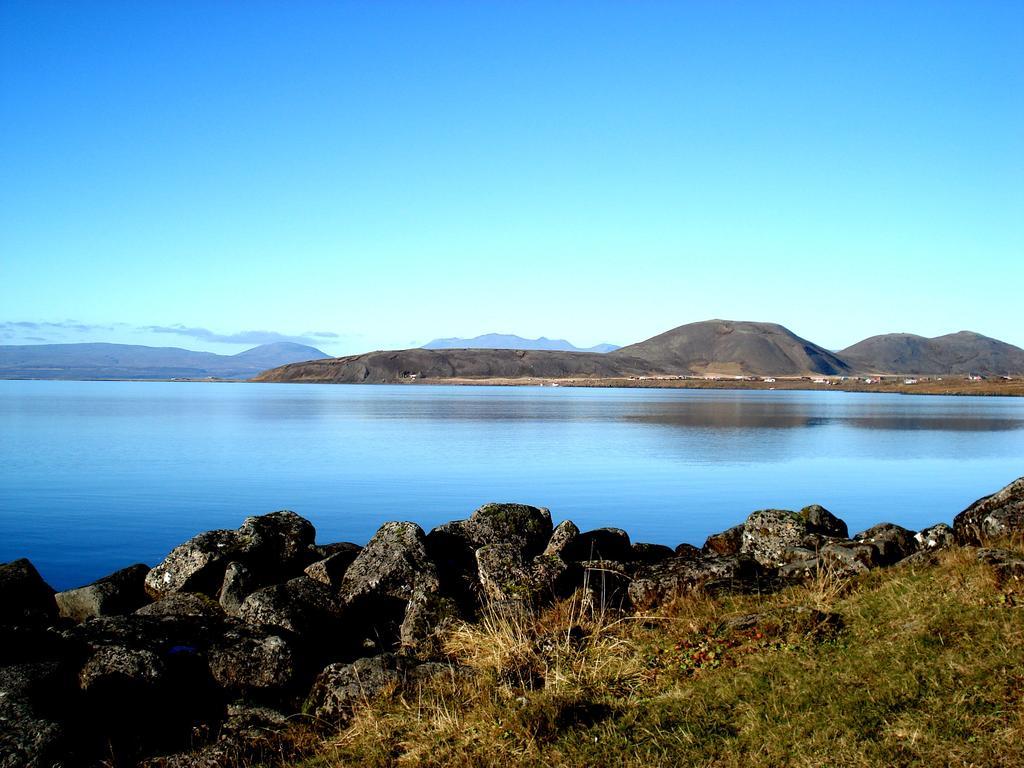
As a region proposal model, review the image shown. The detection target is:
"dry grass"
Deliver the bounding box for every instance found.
[294,543,1024,768]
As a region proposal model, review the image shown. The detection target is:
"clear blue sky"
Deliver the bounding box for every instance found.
[2,1,1022,355]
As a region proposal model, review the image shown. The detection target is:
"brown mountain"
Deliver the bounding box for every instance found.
[610,319,852,376]
[252,347,658,383]
[839,332,1024,376]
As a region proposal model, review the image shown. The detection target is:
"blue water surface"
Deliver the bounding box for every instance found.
[1,380,1022,589]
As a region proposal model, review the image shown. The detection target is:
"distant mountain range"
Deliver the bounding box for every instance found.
[0,342,327,380]
[423,334,619,353]
[256,320,1024,384]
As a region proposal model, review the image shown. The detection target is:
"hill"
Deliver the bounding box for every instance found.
[610,319,853,376]
[253,347,656,383]
[423,334,619,353]
[0,341,327,380]
[839,331,1024,376]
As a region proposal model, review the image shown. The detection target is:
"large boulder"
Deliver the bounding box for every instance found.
[144,530,250,600]
[56,563,151,622]
[304,544,361,589]
[218,561,255,617]
[628,554,763,608]
[305,654,406,722]
[425,520,480,614]
[0,559,57,625]
[474,546,571,604]
[136,592,225,619]
[954,477,1024,546]
[564,528,632,562]
[818,540,879,578]
[464,503,553,558]
[630,543,675,563]
[702,525,744,556]
[207,626,299,693]
[740,510,808,568]
[916,523,955,551]
[854,523,918,566]
[238,576,343,638]
[571,560,632,611]
[799,504,849,538]
[144,511,320,601]
[0,662,72,768]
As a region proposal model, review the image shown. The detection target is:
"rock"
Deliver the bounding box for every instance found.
[474,545,573,605]
[916,523,956,551]
[218,562,255,617]
[56,563,151,622]
[0,662,71,768]
[207,626,299,692]
[740,509,808,567]
[238,575,343,637]
[674,543,702,558]
[542,520,580,559]
[631,543,675,563]
[702,525,744,556]
[398,593,461,653]
[720,606,843,639]
[976,548,1024,582]
[144,530,249,600]
[779,558,819,580]
[237,510,317,572]
[854,523,918,566]
[573,560,632,611]
[799,504,849,538]
[304,547,360,589]
[305,654,406,722]
[425,520,480,614]
[311,541,363,561]
[136,592,225,618]
[819,540,878,577]
[628,554,762,608]
[568,528,632,562]
[79,645,166,693]
[341,522,439,604]
[0,559,57,625]
[954,477,1024,546]
[144,511,320,601]
[465,503,553,558]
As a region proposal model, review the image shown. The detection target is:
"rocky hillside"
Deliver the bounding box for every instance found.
[2,477,1022,766]
[610,319,852,377]
[253,347,658,383]
[839,331,1024,376]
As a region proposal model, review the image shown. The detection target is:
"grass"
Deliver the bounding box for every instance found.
[288,543,1024,768]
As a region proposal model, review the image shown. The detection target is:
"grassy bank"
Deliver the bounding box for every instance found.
[292,544,1024,768]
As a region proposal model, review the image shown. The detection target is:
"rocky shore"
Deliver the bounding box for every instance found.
[2,477,1022,768]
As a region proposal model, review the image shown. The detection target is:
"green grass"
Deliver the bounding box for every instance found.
[292,545,1024,768]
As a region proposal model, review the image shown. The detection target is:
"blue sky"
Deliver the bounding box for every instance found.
[2,1,1022,355]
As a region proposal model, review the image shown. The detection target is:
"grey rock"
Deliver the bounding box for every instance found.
[341,522,440,604]
[305,654,406,722]
[237,510,317,571]
[819,540,878,577]
[144,529,250,600]
[631,543,675,563]
[702,524,744,556]
[304,547,360,589]
[55,563,151,622]
[207,626,298,692]
[954,476,1024,545]
[799,504,849,538]
[218,561,255,617]
[916,523,956,551]
[79,645,166,693]
[740,509,808,567]
[628,554,762,608]
[0,559,57,625]
[475,546,572,604]
[569,528,632,562]
[542,520,580,559]
[854,523,919,566]
[0,663,70,768]
[311,541,363,561]
[976,548,1024,581]
[573,560,632,611]
[238,575,343,637]
[464,502,553,558]
[674,542,702,559]
[136,592,225,618]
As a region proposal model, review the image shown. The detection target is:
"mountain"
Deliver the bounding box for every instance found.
[423,334,619,353]
[610,319,852,376]
[254,348,656,383]
[0,342,327,380]
[838,331,1024,376]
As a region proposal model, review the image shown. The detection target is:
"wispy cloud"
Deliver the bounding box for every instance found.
[0,320,116,333]
[143,325,335,347]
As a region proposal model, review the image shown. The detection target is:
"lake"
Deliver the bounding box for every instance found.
[2,380,1022,590]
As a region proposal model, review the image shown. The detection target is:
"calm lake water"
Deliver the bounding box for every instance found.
[2,380,1023,590]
